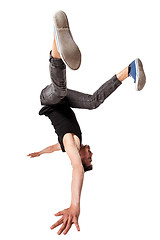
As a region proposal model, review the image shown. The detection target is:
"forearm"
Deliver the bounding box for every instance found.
[39,143,61,155]
[71,166,84,208]
[28,143,61,158]
[63,133,84,208]
[39,145,54,154]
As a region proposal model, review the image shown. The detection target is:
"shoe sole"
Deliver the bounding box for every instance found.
[53,10,81,70]
[135,58,146,91]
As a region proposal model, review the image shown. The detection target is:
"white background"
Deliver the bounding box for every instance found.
[0,0,160,239]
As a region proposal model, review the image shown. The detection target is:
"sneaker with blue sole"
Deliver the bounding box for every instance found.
[129,58,146,91]
[53,10,81,70]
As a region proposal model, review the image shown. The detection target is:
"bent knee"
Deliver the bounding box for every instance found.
[40,89,66,106]
[89,99,103,110]
[55,88,67,99]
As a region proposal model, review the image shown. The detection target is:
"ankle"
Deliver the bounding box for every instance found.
[116,66,129,82]
[51,35,61,59]
[51,49,61,59]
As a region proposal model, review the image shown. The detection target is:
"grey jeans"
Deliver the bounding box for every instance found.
[40,52,122,109]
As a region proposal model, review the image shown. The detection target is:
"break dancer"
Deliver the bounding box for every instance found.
[27,10,146,235]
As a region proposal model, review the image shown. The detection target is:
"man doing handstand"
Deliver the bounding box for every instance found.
[27,10,146,235]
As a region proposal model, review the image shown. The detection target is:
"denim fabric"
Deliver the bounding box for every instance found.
[40,52,67,105]
[40,52,122,109]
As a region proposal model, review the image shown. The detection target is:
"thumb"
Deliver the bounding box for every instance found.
[54,211,63,216]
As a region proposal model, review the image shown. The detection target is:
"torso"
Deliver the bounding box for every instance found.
[39,98,82,152]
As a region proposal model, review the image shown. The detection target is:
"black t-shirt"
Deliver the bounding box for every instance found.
[39,98,82,152]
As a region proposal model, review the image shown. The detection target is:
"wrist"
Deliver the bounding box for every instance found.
[70,202,80,210]
[70,203,80,216]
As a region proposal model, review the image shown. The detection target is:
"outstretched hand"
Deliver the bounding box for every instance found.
[27,152,41,158]
[50,205,80,235]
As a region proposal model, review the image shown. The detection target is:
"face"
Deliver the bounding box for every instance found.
[79,145,93,168]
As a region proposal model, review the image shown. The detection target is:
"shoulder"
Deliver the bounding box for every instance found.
[63,133,80,150]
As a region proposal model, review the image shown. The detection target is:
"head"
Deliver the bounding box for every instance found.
[79,144,93,172]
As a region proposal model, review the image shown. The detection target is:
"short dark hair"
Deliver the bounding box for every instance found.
[82,164,93,172]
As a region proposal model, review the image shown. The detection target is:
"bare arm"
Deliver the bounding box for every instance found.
[27,143,61,158]
[64,134,84,208]
[50,133,84,235]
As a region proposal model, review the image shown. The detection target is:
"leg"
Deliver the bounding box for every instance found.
[66,74,122,110]
[40,33,67,106]
[116,66,129,82]
[66,58,146,109]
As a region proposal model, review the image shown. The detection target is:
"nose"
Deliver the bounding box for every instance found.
[91,152,93,157]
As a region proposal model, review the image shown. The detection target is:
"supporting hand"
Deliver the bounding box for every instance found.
[50,205,80,235]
